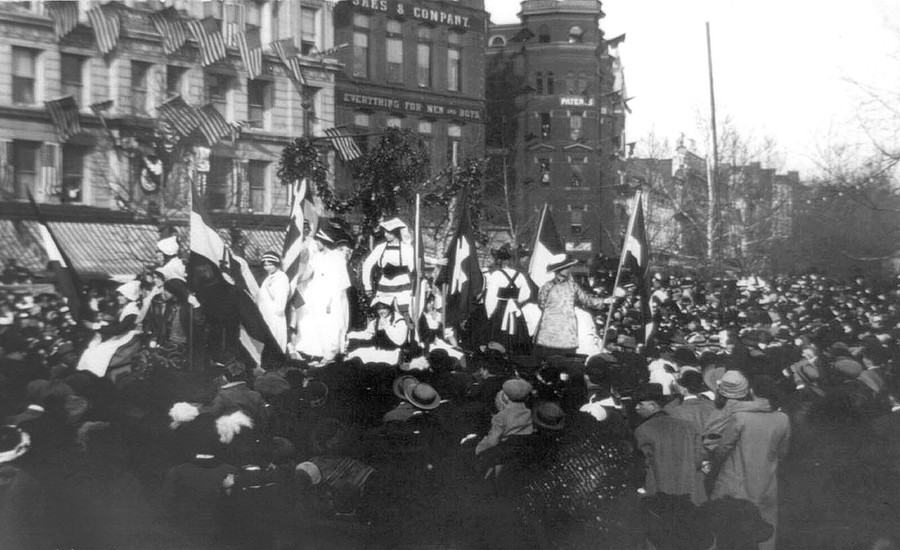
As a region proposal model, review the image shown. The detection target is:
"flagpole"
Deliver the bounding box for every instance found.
[600,190,641,350]
[412,193,422,342]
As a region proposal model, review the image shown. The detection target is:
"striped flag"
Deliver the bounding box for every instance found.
[528,203,567,288]
[322,127,363,162]
[45,96,82,142]
[86,4,121,55]
[44,0,79,39]
[197,103,232,145]
[189,184,283,366]
[282,179,318,317]
[149,6,188,55]
[237,27,263,80]
[270,38,306,84]
[157,95,201,138]
[188,17,227,67]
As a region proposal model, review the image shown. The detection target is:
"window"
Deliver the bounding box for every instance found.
[208,156,232,210]
[60,54,84,105]
[535,71,543,95]
[352,31,369,78]
[247,80,270,129]
[12,48,37,104]
[568,26,584,43]
[447,47,461,92]
[245,1,262,32]
[540,112,551,139]
[447,124,461,166]
[538,24,550,43]
[386,116,402,128]
[11,141,40,199]
[418,120,432,134]
[206,72,231,117]
[489,35,506,47]
[417,27,432,88]
[300,7,317,55]
[570,160,584,187]
[248,160,267,212]
[61,145,85,203]
[546,71,555,94]
[166,65,186,98]
[386,36,403,83]
[131,61,150,115]
[570,209,584,239]
[539,158,551,185]
[569,113,583,140]
[354,112,370,128]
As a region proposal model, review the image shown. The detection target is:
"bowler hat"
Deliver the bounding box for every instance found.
[634,383,665,403]
[532,401,566,431]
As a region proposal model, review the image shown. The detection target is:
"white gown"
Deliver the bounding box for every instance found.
[257,270,290,352]
[295,248,351,361]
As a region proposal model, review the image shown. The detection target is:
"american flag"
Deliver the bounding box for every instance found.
[323,127,363,162]
[45,96,82,142]
[237,27,263,80]
[283,179,318,318]
[149,7,188,55]
[157,95,201,138]
[270,38,306,85]
[44,0,79,39]
[86,4,121,55]
[197,103,232,145]
[187,17,227,67]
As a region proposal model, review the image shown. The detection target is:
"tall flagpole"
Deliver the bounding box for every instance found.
[412,193,422,342]
[600,190,641,350]
[706,21,720,267]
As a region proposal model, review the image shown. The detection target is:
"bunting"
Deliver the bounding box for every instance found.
[149,6,188,55]
[237,27,263,80]
[45,96,82,142]
[44,0,79,39]
[187,17,227,66]
[270,38,306,84]
[86,4,121,55]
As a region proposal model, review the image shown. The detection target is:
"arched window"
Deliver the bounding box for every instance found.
[568,26,584,44]
[538,24,550,43]
[489,35,506,47]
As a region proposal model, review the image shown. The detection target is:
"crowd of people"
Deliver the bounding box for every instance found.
[2,219,900,550]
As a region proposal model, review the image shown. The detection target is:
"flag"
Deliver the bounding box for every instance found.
[157,95,201,138]
[436,195,483,329]
[189,184,282,366]
[270,38,306,84]
[528,203,566,288]
[44,0,79,39]
[86,4,121,55]
[149,6,188,55]
[621,190,652,345]
[236,27,263,79]
[197,103,232,145]
[282,179,318,316]
[45,96,82,142]
[26,189,86,325]
[322,127,363,162]
[187,17,227,66]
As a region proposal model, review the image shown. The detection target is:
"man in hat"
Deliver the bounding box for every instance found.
[475,378,534,456]
[362,218,415,314]
[257,251,290,352]
[534,258,607,359]
[634,383,706,506]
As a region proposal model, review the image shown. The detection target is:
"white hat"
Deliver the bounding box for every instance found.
[117,280,141,302]
[157,236,179,256]
[295,461,322,485]
[379,218,406,233]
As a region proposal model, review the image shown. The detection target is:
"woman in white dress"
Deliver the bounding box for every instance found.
[257,251,290,353]
[295,223,352,364]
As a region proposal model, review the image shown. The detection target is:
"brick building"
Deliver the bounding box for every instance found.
[485,0,625,259]
[331,0,487,189]
[0,0,339,278]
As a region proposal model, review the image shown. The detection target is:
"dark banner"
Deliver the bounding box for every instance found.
[338,90,484,122]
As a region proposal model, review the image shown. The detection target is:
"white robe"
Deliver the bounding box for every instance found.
[295,248,351,361]
[257,270,290,352]
[77,302,141,378]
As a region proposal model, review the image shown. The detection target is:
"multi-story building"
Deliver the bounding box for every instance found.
[0,0,338,278]
[485,0,624,259]
[331,0,487,191]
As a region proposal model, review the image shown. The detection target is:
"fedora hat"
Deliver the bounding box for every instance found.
[547,257,578,273]
[533,401,566,431]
